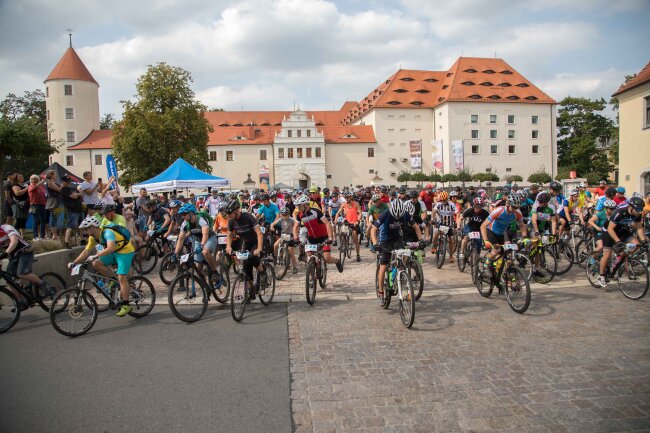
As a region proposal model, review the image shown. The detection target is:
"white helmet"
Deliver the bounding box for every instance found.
[389,199,405,219]
[294,196,309,206]
[403,201,415,216]
[79,215,101,229]
[579,182,586,188]
[603,199,617,209]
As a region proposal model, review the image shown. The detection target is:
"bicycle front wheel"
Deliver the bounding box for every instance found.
[409,260,424,301]
[474,257,493,298]
[435,237,446,269]
[553,243,574,275]
[168,273,207,323]
[230,274,248,322]
[128,276,156,317]
[49,288,98,337]
[617,258,649,300]
[209,267,230,304]
[0,287,20,334]
[339,236,347,266]
[159,252,180,285]
[305,260,317,305]
[275,246,289,281]
[38,272,67,312]
[259,263,276,305]
[398,271,415,328]
[133,244,158,275]
[504,266,531,314]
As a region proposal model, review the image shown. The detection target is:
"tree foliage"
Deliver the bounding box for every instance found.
[527,170,552,185]
[441,173,458,186]
[456,169,473,183]
[397,171,411,183]
[411,172,428,185]
[428,173,441,183]
[100,113,116,130]
[112,62,214,186]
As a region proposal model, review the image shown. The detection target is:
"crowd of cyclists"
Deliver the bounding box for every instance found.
[1,176,649,334]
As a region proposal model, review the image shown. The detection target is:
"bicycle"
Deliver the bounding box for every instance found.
[0,260,66,333]
[433,224,452,268]
[516,235,557,284]
[230,249,276,322]
[133,230,171,275]
[473,243,531,314]
[50,260,156,337]
[158,234,193,285]
[586,243,649,300]
[457,231,482,275]
[401,241,426,301]
[337,221,353,266]
[377,247,416,328]
[305,241,328,305]
[167,251,231,323]
[274,233,294,281]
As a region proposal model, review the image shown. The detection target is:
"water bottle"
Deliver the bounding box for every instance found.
[494,258,504,272]
[389,268,397,287]
[611,255,623,272]
[96,280,110,296]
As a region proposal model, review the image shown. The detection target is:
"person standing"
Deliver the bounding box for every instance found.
[3,171,15,225]
[60,175,83,248]
[79,171,100,208]
[10,173,30,236]
[45,170,63,240]
[27,175,47,240]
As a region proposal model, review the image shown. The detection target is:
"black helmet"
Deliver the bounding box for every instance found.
[223,199,241,214]
[101,203,116,214]
[145,199,158,208]
[322,187,330,193]
[269,190,278,198]
[398,186,407,194]
[549,181,562,192]
[629,197,644,212]
[537,192,551,203]
[408,189,419,199]
[380,186,387,193]
[259,193,270,201]
[605,187,616,198]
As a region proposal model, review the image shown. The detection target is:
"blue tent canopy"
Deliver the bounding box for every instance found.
[131,158,230,193]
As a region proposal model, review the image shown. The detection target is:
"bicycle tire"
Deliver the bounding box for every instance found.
[306,260,317,305]
[49,288,98,337]
[275,246,289,281]
[585,256,602,288]
[133,244,158,275]
[383,268,392,309]
[553,243,574,275]
[409,260,424,301]
[617,258,649,300]
[514,252,533,281]
[318,260,327,289]
[230,274,248,322]
[37,272,67,312]
[435,236,446,269]
[127,276,156,317]
[0,287,20,334]
[457,243,467,273]
[159,252,180,285]
[168,273,207,323]
[474,257,493,298]
[339,236,347,266]
[259,263,276,305]
[209,266,230,304]
[575,239,592,267]
[504,266,531,314]
[398,271,415,328]
[532,249,557,284]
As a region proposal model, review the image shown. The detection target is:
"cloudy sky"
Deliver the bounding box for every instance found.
[1,0,648,117]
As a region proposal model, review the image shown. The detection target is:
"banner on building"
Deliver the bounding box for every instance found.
[451,140,464,171]
[431,139,443,173]
[106,154,118,191]
[409,139,422,169]
[259,164,270,191]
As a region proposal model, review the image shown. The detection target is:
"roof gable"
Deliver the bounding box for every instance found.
[45,47,98,85]
[612,61,650,97]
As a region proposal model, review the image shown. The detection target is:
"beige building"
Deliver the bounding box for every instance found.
[612,61,650,195]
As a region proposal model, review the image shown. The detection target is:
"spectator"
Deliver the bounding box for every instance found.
[45,170,63,240]
[613,186,627,205]
[135,188,150,238]
[27,175,47,240]
[60,175,83,249]
[10,173,29,236]
[3,171,15,225]
[79,171,100,206]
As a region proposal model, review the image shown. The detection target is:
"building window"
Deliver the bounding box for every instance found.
[65,155,74,166]
[471,114,479,124]
[315,147,321,158]
[490,145,498,154]
[415,128,421,133]
[532,145,539,154]
[297,130,302,138]
[532,130,539,139]
[645,96,650,128]
[471,145,479,154]
[508,130,516,139]
[46,87,49,98]
[65,108,74,119]
[297,148,303,158]
[490,130,497,139]
[64,84,73,96]
[369,169,374,174]
[531,115,539,124]
[260,149,267,160]
[387,115,394,119]
[288,148,294,158]
[368,147,374,157]
[226,151,234,161]
[490,114,497,124]
[506,168,512,172]
[508,145,516,154]
[278,148,284,159]
[94,154,102,165]
[306,148,312,158]
[66,131,75,142]
[306,130,311,137]
[47,110,50,120]
[399,128,406,132]
[507,114,515,124]
[209,151,217,161]
[471,130,479,139]
[288,130,292,138]
[388,128,394,133]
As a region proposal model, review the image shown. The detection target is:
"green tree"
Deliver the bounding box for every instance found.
[411,172,428,186]
[527,170,552,185]
[457,169,472,186]
[428,173,441,183]
[112,62,214,186]
[397,171,411,184]
[100,113,116,130]
[441,173,457,187]
[555,166,572,181]
[472,173,488,184]
[504,174,523,183]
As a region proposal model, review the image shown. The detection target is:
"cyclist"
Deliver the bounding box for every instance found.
[613,186,627,205]
[308,186,323,211]
[378,186,390,204]
[430,191,458,262]
[457,197,489,261]
[270,207,299,274]
[480,194,528,269]
[163,199,183,239]
[145,199,172,236]
[408,190,427,237]
[371,200,423,305]
[270,190,284,210]
[292,195,343,272]
[98,203,127,228]
[173,203,219,278]
[577,182,592,207]
[335,192,362,262]
[326,190,345,244]
[595,187,616,211]
[418,183,435,213]
[213,202,230,263]
[256,193,279,224]
[596,196,647,287]
[558,189,584,235]
[586,198,616,264]
[366,194,388,252]
[70,215,135,317]
[531,192,557,237]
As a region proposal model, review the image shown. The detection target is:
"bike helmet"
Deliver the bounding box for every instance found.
[222,199,240,214]
[631,192,642,198]
[100,203,116,214]
[79,215,102,229]
[578,182,586,188]
[438,191,449,201]
[398,186,407,194]
[537,192,551,203]
[603,199,617,209]
[380,186,387,193]
[259,193,270,201]
[629,197,644,212]
[280,207,290,215]
[168,200,182,208]
[449,191,458,197]
[322,187,329,194]
[408,190,419,199]
[294,196,309,206]
[549,181,562,192]
[178,203,197,215]
[371,194,380,202]
[217,202,228,213]
[425,183,433,190]
[616,186,626,194]
[269,190,278,198]
[507,193,521,208]
[569,189,579,197]
[473,197,484,206]
[605,187,616,197]
[403,201,415,216]
[389,199,405,219]
[309,186,319,193]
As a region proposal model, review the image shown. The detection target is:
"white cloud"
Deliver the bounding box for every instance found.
[539,69,631,102]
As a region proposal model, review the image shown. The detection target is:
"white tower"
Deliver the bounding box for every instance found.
[44,39,100,167]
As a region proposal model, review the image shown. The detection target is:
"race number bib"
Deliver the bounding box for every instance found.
[180,253,190,263]
[439,225,449,234]
[71,265,82,276]
[504,243,518,251]
[217,236,227,245]
[305,244,318,252]
[469,232,481,240]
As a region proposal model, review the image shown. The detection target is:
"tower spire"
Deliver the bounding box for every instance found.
[66,28,74,47]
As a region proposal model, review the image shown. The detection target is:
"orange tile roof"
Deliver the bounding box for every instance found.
[343,57,556,124]
[208,125,279,145]
[318,126,376,144]
[68,129,112,149]
[612,61,650,97]
[45,47,98,85]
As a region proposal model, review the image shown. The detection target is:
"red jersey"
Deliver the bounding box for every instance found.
[297,208,329,239]
[419,191,434,211]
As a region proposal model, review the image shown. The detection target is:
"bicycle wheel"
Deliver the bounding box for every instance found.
[318,260,327,289]
[514,253,533,281]
[305,260,317,305]
[339,236,347,266]
[398,271,415,328]
[383,268,392,309]
[127,276,156,317]
[457,243,468,272]
[275,246,289,281]
[504,266,530,314]
[133,244,158,275]
[49,288,98,337]
[259,263,276,305]
[575,239,593,267]
[474,257,493,298]
[617,258,649,300]
[209,266,230,304]
[532,249,557,284]
[37,272,66,312]
[409,260,424,301]
[0,287,20,334]
[159,252,180,285]
[230,274,248,322]
[553,243,574,275]
[585,255,602,288]
[435,237,446,269]
[168,273,207,323]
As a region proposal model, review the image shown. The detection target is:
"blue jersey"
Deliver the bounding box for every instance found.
[595,196,609,211]
[256,203,279,224]
[486,206,523,235]
[373,210,412,242]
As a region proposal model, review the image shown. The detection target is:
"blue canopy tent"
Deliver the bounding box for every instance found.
[130,158,229,193]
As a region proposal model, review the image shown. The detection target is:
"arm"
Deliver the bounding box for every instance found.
[292,220,300,240]
[47,180,61,192]
[269,214,281,229]
[253,226,263,255]
[588,214,599,231]
[531,212,540,235]
[607,221,620,243]
[411,222,423,240]
[201,225,210,248]
[370,225,378,245]
[321,216,333,239]
[4,236,19,255]
[12,185,28,196]
[175,230,188,255]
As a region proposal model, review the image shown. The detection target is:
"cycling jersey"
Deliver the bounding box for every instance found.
[308,196,323,211]
[461,208,489,232]
[577,191,591,207]
[603,206,641,237]
[486,206,523,235]
[327,197,345,215]
[341,202,360,224]
[180,215,213,238]
[410,199,426,224]
[533,206,554,233]
[149,207,170,230]
[256,203,279,224]
[558,198,580,219]
[434,201,457,227]
[368,203,388,219]
[100,214,127,229]
[227,212,259,244]
[595,196,611,211]
[418,191,434,211]
[0,224,29,253]
[374,210,412,242]
[593,210,607,229]
[535,191,563,214]
[276,217,296,235]
[296,208,328,239]
[85,229,135,255]
[213,213,228,235]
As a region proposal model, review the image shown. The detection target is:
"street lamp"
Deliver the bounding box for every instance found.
[243,173,256,190]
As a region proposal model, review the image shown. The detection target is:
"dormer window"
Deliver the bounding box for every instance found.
[525,96,538,100]
[501,70,513,74]
[469,94,482,99]
[415,89,430,93]
[507,95,520,100]
[446,73,453,77]
[463,69,477,73]
[394,88,408,93]
[438,97,445,102]
[461,81,475,86]
[483,69,495,74]
[410,101,424,106]
[400,77,414,81]
[488,95,501,100]
[424,78,438,82]
[500,83,512,87]
[480,82,493,86]
[230,135,247,140]
[341,134,358,139]
[219,123,230,127]
[386,101,401,105]
[233,123,243,127]
[442,85,449,89]
[516,83,530,87]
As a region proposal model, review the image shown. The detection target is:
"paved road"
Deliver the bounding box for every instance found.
[0,304,291,433]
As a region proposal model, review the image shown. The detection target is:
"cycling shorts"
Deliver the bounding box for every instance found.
[486,229,504,246]
[378,239,404,265]
[99,252,134,275]
[193,235,217,263]
[307,236,330,252]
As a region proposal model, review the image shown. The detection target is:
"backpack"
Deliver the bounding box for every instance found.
[100,223,132,252]
[196,211,214,229]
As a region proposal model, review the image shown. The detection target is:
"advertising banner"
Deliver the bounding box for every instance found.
[106,154,118,191]
[431,139,443,173]
[409,140,422,169]
[451,140,464,171]
[259,164,270,191]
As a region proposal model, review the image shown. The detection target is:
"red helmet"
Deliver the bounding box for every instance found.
[473,197,484,206]
[425,183,433,190]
